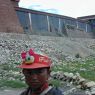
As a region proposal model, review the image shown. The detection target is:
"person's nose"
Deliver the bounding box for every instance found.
[31,74,38,79]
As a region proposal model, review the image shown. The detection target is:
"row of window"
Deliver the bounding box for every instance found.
[16,10,92,34]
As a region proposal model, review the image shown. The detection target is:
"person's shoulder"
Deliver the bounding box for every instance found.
[20,91,26,95]
[48,87,64,95]
[20,88,30,95]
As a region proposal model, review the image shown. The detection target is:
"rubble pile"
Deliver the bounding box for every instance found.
[0,33,95,94]
[51,71,95,95]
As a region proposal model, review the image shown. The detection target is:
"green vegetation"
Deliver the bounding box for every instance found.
[0,61,27,89]
[52,57,95,81]
[0,80,27,88]
[0,57,95,88]
[49,79,62,87]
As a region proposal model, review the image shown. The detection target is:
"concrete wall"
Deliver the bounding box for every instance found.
[66,27,95,38]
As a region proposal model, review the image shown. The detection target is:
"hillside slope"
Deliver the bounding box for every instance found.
[0,33,95,64]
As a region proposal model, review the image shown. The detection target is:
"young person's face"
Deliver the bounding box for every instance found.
[22,68,50,89]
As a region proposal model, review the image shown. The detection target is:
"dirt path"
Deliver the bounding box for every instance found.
[0,88,87,95]
[0,89,23,95]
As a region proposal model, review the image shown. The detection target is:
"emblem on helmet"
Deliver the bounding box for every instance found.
[25,55,35,64]
[21,52,35,65]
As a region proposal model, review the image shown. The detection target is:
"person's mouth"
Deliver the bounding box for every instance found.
[31,81,40,84]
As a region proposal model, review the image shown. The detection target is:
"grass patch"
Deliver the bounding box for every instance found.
[0,80,27,88]
[52,57,95,81]
[49,79,62,87]
[0,57,95,88]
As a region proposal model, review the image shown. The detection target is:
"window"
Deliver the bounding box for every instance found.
[31,13,48,33]
[16,11,30,32]
[48,16,59,33]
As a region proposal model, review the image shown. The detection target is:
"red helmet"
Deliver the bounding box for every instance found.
[18,49,52,69]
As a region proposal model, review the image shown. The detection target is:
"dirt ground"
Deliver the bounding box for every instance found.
[0,89,23,95]
[0,87,87,95]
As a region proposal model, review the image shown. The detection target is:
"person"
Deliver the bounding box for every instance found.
[18,48,64,95]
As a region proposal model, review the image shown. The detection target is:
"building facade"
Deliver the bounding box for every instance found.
[0,0,95,38]
[0,0,23,33]
[15,7,93,37]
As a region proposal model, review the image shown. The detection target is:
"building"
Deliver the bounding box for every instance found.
[78,15,95,33]
[0,0,95,38]
[15,7,94,37]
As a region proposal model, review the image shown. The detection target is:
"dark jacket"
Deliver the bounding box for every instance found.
[20,86,64,95]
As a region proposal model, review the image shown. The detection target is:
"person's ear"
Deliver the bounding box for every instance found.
[47,69,51,75]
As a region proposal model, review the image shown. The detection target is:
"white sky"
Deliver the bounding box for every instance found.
[19,0,95,18]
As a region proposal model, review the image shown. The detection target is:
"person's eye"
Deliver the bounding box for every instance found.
[39,70,43,73]
[28,72,32,75]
